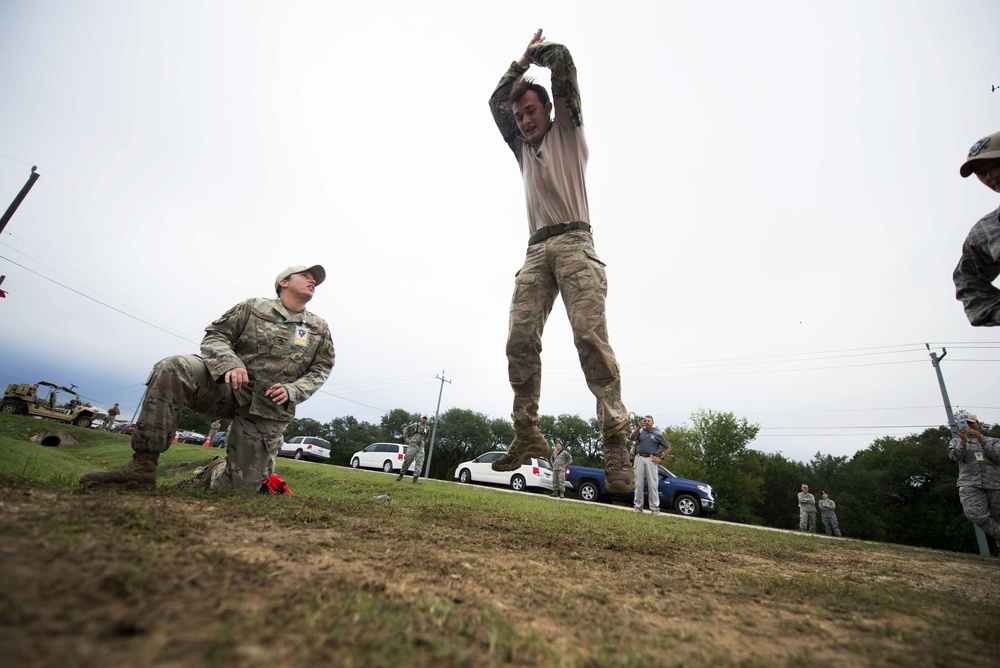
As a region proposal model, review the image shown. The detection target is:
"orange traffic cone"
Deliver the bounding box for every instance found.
[172,433,179,443]
[203,437,210,448]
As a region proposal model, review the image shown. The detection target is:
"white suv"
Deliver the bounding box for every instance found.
[453,452,556,492]
[350,442,416,473]
[279,436,331,463]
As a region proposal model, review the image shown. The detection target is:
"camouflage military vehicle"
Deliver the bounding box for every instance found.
[1,381,100,428]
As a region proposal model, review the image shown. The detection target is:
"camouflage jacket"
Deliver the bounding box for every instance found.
[404,422,430,448]
[797,492,816,510]
[550,447,573,470]
[818,499,837,515]
[201,297,335,422]
[953,206,1000,326]
[948,435,1000,489]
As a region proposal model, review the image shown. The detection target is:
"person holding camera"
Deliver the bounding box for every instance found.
[629,415,670,514]
[948,411,1000,552]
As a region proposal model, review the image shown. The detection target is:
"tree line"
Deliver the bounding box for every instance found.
[181,406,992,555]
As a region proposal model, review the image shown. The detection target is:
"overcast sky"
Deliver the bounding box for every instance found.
[1,0,998,463]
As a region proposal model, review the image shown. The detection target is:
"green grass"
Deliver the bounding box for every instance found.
[2,412,1000,667]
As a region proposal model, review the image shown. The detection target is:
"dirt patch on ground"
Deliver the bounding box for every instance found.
[1,487,997,667]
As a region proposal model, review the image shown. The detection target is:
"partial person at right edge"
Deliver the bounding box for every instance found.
[954,130,1000,326]
[948,411,1000,557]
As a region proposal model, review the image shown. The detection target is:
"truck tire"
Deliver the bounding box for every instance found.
[2,400,26,415]
[578,480,600,502]
[673,493,701,517]
[72,415,93,428]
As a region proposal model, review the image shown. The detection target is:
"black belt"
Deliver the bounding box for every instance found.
[527,221,591,246]
[638,453,652,458]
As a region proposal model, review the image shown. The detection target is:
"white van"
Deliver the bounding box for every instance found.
[350,442,416,473]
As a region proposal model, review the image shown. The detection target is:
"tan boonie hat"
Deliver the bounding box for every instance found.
[960,131,1000,178]
[274,265,326,294]
[957,410,979,423]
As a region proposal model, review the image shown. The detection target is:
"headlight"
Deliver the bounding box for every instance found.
[697,485,713,497]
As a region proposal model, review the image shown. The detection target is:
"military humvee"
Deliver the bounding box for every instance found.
[1,381,100,428]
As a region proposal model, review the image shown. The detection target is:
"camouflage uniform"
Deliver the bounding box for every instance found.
[798,490,817,532]
[948,434,1000,542]
[550,444,573,497]
[208,420,221,445]
[399,421,430,483]
[953,206,1000,326]
[818,497,842,536]
[121,297,334,493]
[104,404,120,431]
[489,41,631,490]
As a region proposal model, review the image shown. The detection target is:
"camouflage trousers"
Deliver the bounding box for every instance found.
[821,513,842,536]
[400,441,425,480]
[552,466,567,493]
[799,508,817,532]
[506,230,627,433]
[958,485,1000,541]
[133,354,286,494]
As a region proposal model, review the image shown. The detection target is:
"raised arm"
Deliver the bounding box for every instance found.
[526,40,582,128]
[489,30,545,150]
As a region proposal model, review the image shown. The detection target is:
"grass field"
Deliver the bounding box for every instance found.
[1,413,998,667]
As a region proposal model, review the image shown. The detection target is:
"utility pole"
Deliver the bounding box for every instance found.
[424,371,451,479]
[926,344,990,555]
[0,166,40,236]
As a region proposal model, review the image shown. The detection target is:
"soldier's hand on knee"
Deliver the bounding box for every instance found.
[224,367,250,390]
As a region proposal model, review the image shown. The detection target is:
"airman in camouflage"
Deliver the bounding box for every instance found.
[80,265,335,494]
[818,492,842,537]
[948,411,1000,551]
[798,484,817,532]
[549,441,572,498]
[397,416,430,484]
[208,419,221,445]
[954,130,1000,326]
[488,29,632,494]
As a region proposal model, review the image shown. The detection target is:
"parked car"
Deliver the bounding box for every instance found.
[114,423,136,435]
[566,464,718,517]
[349,442,417,473]
[279,436,332,462]
[211,431,227,447]
[453,451,560,492]
[176,431,207,445]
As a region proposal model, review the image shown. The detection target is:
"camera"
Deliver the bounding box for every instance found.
[957,416,969,430]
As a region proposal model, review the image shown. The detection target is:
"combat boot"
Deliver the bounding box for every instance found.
[492,428,548,472]
[603,421,634,494]
[79,451,160,489]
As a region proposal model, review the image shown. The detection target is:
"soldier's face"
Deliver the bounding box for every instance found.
[281,271,317,302]
[512,91,552,144]
[973,159,1000,193]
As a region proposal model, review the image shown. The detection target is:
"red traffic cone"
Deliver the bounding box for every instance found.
[203,437,210,448]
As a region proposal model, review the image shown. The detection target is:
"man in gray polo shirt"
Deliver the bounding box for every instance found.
[630,415,671,514]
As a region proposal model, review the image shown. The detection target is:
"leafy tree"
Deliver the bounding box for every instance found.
[326,415,382,466]
[380,408,419,442]
[425,408,496,480]
[752,451,809,529]
[664,409,762,524]
[284,418,326,440]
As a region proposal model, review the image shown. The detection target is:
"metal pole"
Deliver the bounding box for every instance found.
[926,344,990,555]
[0,166,40,236]
[423,371,451,479]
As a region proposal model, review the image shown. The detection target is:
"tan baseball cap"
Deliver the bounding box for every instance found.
[274,265,326,294]
[960,131,1000,178]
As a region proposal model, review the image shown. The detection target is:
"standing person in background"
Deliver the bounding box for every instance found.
[948,411,1000,556]
[104,403,121,431]
[629,415,670,514]
[487,29,633,494]
[798,484,817,532]
[549,441,572,498]
[208,419,221,446]
[398,416,430,484]
[818,491,842,537]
